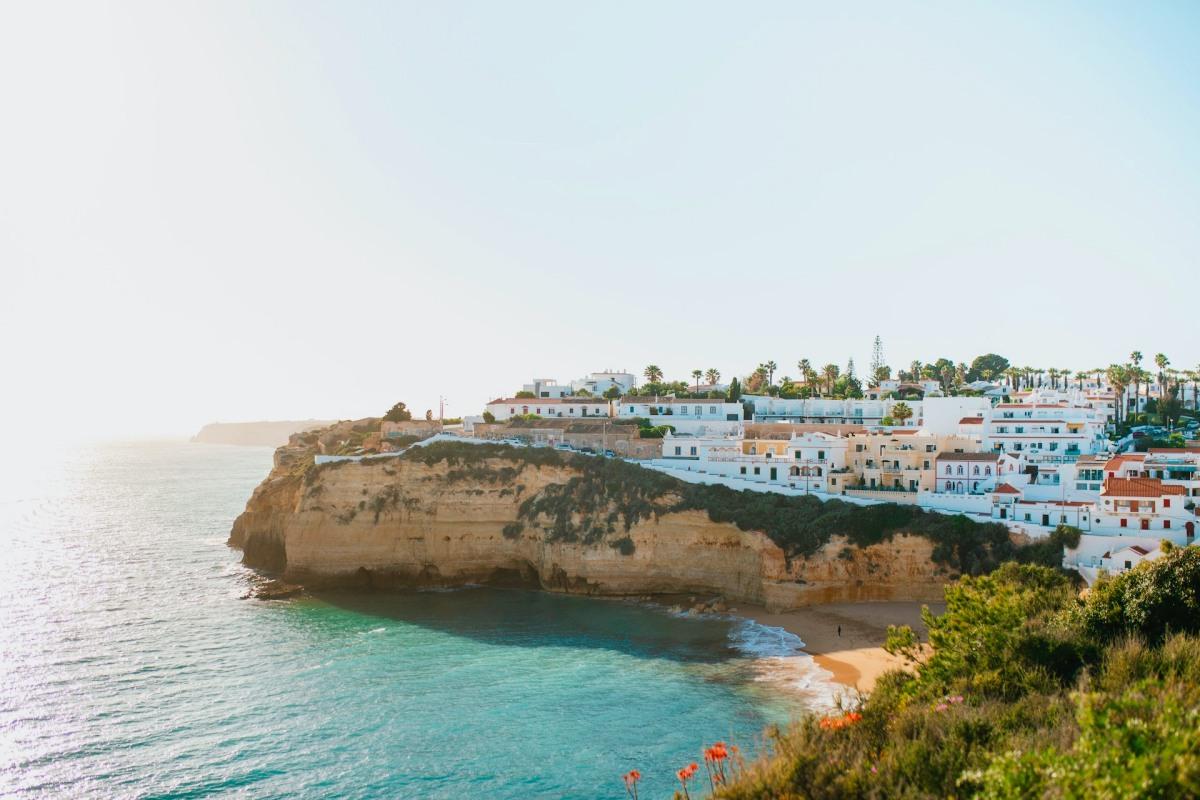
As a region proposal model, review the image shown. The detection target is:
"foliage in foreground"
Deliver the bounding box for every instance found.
[397,442,1062,574]
[712,549,1200,799]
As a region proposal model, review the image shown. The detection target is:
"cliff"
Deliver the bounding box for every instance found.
[227,441,1011,608]
[192,420,336,447]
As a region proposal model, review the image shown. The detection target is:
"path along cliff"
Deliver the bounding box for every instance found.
[230,439,1035,610]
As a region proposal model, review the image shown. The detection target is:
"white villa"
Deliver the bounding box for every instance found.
[485,397,611,421]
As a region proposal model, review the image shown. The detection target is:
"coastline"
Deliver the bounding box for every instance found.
[735,600,943,693]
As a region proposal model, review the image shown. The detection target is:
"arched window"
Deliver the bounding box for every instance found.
[957,465,964,475]
[945,465,952,475]
[985,466,992,476]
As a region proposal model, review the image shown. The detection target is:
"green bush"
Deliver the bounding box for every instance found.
[716,547,1200,800]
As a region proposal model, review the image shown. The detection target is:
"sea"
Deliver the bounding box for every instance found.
[0,441,838,799]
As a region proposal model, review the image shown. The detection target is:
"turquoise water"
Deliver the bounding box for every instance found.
[0,441,831,798]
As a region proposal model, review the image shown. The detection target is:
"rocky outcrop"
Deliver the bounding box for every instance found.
[229,444,958,609]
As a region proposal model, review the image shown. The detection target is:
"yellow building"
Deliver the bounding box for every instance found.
[843,431,982,496]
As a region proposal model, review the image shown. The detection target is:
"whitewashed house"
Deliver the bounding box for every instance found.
[935,452,1001,494]
[486,397,612,421]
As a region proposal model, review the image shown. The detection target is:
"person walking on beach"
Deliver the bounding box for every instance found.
[837,624,841,637]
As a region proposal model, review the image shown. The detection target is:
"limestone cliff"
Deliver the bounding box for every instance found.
[230,441,966,609]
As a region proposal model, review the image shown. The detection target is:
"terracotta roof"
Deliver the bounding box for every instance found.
[993,483,1021,495]
[959,416,984,424]
[935,451,1000,461]
[1148,446,1200,454]
[1128,545,1150,556]
[1017,499,1091,507]
[995,403,1068,409]
[488,397,609,405]
[1101,477,1187,498]
[1103,454,1146,471]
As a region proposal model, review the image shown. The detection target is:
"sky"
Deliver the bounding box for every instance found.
[2,1,1198,440]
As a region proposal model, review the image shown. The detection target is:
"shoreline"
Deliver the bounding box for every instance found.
[734,600,943,693]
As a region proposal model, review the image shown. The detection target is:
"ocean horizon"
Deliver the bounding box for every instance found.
[0,440,835,798]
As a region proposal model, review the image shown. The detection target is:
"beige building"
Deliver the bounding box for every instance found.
[843,431,983,496]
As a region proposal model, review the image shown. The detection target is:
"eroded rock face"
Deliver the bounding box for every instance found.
[229,448,955,608]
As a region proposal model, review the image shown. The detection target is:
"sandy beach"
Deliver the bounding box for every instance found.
[737,601,944,693]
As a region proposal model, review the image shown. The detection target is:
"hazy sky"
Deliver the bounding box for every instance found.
[3,1,1198,439]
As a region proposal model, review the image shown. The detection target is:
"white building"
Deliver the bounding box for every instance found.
[935,452,1001,494]
[485,397,611,421]
[520,378,573,399]
[744,395,989,436]
[983,402,1108,458]
[570,371,638,397]
[656,431,848,494]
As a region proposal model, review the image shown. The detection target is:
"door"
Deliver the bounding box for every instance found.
[1000,507,1007,519]
[769,467,777,481]
[1042,514,1050,526]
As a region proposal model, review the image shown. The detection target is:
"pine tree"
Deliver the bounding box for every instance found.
[869,336,885,387]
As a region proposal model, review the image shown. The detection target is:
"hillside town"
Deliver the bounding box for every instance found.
[354,346,1199,584]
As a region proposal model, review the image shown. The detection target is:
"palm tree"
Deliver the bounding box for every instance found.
[955,362,968,389]
[1004,367,1021,390]
[1060,369,1072,392]
[909,360,922,382]
[1155,354,1170,398]
[691,369,703,393]
[821,364,840,395]
[891,401,914,426]
[643,365,663,384]
[1188,368,1200,412]
[705,368,720,386]
[1106,364,1130,426]
[765,360,778,387]
[1047,368,1059,389]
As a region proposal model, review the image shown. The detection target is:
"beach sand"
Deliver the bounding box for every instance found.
[736,601,944,693]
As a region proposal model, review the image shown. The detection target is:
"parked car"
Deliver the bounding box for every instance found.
[604,450,616,457]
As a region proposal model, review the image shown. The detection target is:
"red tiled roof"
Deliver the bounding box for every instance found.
[1016,499,1092,507]
[959,416,984,424]
[993,483,1021,495]
[1103,454,1146,471]
[1101,477,1187,498]
[488,397,609,405]
[935,451,1000,461]
[1148,446,1200,454]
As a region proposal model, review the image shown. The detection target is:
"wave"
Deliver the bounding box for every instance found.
[729,619,841,710]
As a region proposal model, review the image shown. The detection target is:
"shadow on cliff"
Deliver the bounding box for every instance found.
[308,587,745,665]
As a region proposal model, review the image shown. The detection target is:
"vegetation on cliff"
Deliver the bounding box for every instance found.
[397,442,1066,575]
[706,547,1200,799]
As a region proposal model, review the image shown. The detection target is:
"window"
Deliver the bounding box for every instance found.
[708,406,716,414]
[985,466,992,475]
[973,466,980,475]
[945,465,952,475]
[1164,520,1171,529]
[679,406,688,415]
[753,467,760,475]
[817,450,825,460]
[674,447,681,456]
[1125,560,1133,570]
[740,466,746,474]
[957,465,964,475]
[690,446,697,456]
[1164,499,1171,508]
[1121,518,1128,528]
